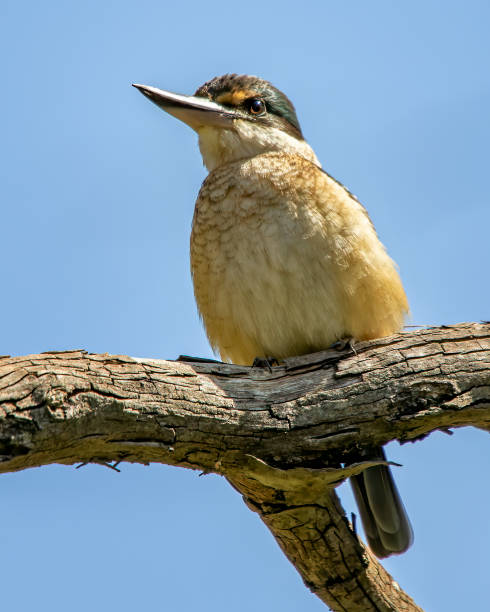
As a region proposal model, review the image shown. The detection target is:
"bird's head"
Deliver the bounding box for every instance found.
[133,74,319,171]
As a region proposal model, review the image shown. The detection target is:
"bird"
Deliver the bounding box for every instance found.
[133,74,414,558]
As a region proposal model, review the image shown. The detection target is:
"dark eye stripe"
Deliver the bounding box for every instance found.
[195,74,303,136]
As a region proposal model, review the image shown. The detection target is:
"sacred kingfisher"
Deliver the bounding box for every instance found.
[133,74,413,558]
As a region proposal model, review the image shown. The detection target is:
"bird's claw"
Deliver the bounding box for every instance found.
[252,356,280,372]
[331,337,357,354]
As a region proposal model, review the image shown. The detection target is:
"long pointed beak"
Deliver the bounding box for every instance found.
[132,83,237,130]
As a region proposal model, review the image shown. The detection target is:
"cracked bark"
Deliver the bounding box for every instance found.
[1,322,489,611]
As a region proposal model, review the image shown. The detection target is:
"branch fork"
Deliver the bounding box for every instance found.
[1,323,489,611]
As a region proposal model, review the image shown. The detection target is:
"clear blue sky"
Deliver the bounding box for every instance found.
[1,1,489,610]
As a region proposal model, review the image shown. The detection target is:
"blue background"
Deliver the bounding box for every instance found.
[1,1,489,610]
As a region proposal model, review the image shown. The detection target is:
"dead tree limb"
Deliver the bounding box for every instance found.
[1,322,489,611]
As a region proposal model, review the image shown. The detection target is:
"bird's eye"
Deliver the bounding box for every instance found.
[248,98,266,115]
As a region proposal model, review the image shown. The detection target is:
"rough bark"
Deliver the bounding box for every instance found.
[1,323,489,611]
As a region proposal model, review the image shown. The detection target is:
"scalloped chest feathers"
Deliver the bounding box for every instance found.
[190,152,407,365]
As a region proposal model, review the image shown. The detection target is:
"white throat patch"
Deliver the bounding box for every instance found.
[197,120,320,171]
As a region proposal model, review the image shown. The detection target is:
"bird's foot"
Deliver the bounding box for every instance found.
[331,337,357,354]
[252,356,280,372]
[177,355,223,364]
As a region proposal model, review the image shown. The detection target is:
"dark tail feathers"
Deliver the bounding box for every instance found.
[350,447,414,558]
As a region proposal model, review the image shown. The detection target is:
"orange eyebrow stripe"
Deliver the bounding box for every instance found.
[216,89,256,106]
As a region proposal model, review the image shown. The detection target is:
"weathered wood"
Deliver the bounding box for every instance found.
[1,322,489,611]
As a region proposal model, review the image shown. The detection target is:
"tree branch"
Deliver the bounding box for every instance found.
[1,323,489,611]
